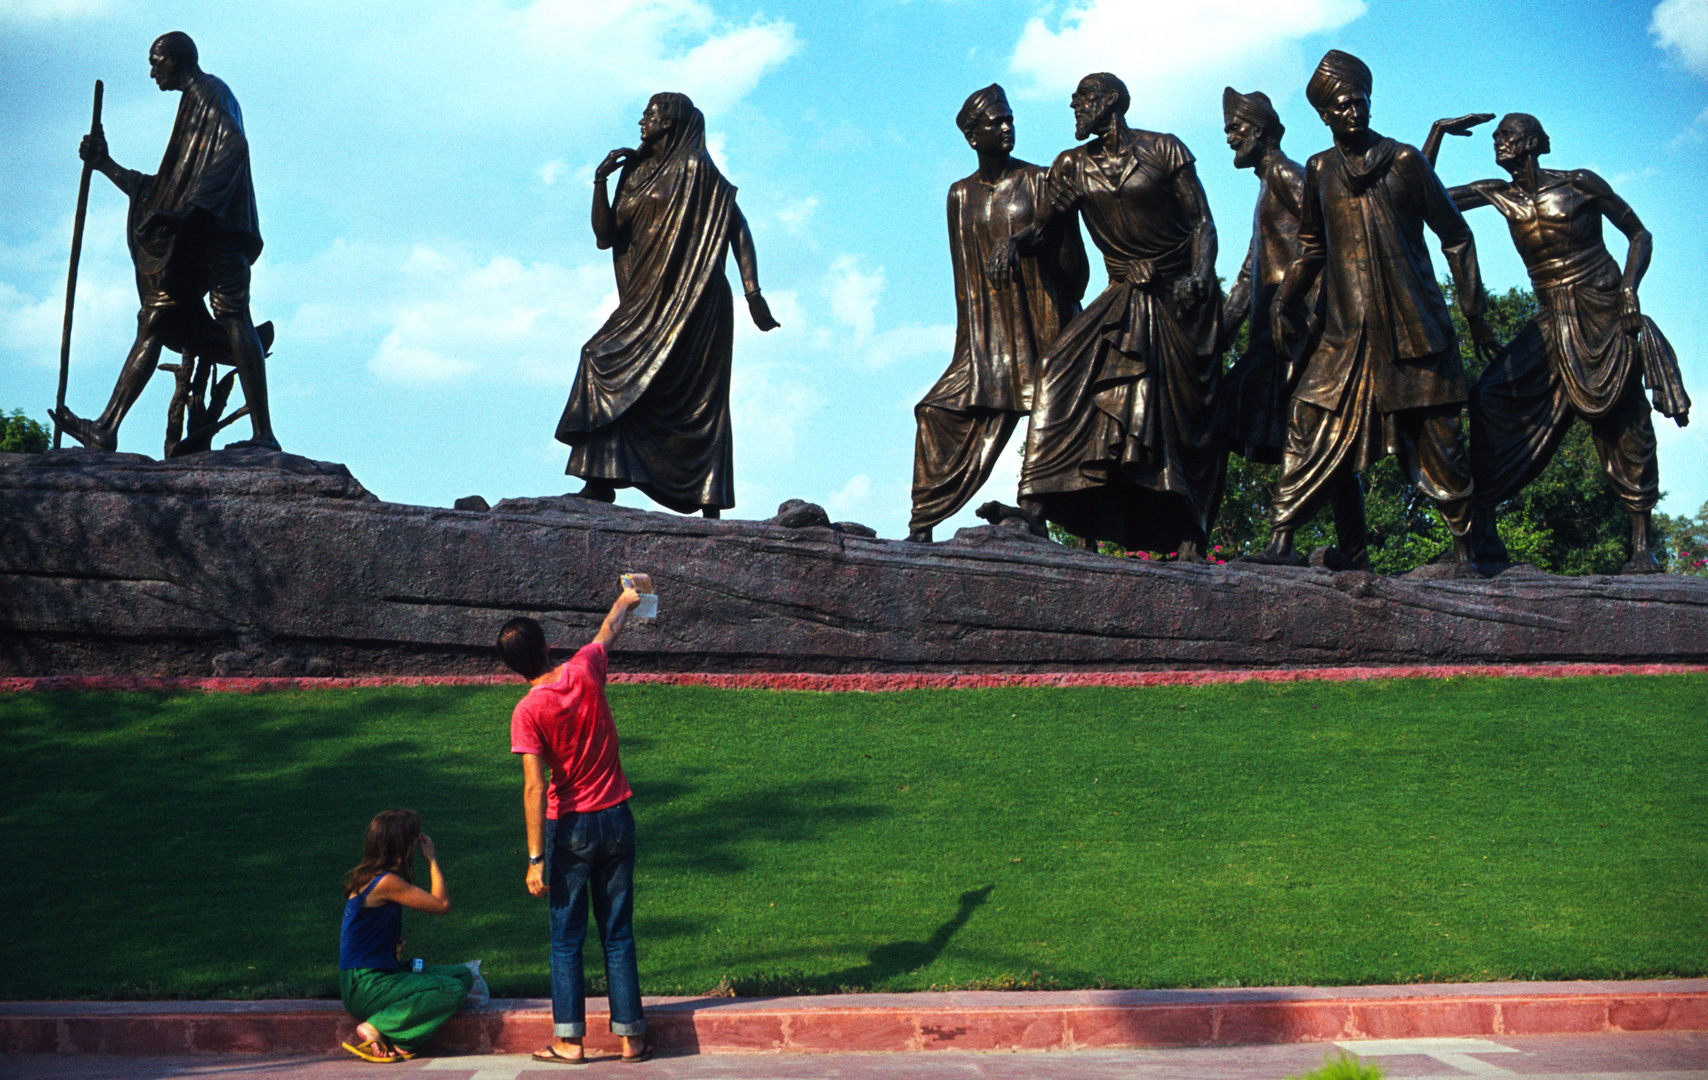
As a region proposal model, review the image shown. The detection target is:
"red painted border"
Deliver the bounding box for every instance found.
[2,663,1704,694]
[3,984,1705,1055]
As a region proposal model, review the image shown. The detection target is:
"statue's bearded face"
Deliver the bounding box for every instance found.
[1071,82,1116,141]
[1226,118,1265,169]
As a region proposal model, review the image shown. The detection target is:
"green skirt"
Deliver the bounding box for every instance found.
[340,964,473,1053]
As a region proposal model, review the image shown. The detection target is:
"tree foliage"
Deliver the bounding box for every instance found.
[1,408,50,454]
[1654,500,1708,576]
[1212,283,1649,575]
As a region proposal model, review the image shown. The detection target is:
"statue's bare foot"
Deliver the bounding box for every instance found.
[52,407,117,452]
[574,480,617,503]
[975,500,1046,537]
[1621,549,1663,575]
[702,506,720,519]
[1240,545,1304,567]
[1443,537,1482,579]
[225,436,281,452]
[1175,540,1209,564]
[906,526,933,543]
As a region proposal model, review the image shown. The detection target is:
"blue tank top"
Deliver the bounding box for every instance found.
[339,873,402,971]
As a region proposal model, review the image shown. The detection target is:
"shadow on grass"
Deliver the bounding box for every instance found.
[0,687,887,1001]
[714,885,997,996]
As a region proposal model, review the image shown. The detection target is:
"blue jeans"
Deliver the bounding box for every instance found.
[548,801,644,1037]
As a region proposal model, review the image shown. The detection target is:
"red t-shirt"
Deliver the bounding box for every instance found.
[510,642,633,817]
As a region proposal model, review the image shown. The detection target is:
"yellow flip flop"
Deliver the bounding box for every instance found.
[342,1039,403,1063]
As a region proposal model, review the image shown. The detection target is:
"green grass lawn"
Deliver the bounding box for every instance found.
[1,675,1704,1000]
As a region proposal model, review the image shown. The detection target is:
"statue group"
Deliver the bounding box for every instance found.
[910,51,1691,576]
[54,38,1689,575]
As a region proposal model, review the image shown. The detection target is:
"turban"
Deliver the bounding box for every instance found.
[957,84,1009,135]
[1306,50,1372,111]
[1222,87,1283,139]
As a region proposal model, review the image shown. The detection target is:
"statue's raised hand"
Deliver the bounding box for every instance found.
[595,147,636,182]
[1433,113,1495,139]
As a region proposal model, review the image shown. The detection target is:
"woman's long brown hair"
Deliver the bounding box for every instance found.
[343,809,420,898]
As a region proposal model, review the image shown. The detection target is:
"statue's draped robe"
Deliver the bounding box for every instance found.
[1272,136,1482,537]
[1018,132,1224,552]
[114,72,260,336]
[910,162,1087,533]
[1217,153,1309,464]
[557,118,739,514]
[1466,172,1689,514]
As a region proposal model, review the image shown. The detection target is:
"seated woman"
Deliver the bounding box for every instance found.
[339,809,472,1062]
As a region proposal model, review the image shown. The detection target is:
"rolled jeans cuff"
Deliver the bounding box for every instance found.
[553,1018,644,1038]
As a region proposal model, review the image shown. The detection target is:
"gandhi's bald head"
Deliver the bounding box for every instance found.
[148,32,200,92]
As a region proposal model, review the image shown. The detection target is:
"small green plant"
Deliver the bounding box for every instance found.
[1289,1051,1384,1079]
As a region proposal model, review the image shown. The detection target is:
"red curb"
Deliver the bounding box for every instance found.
[3,663,1705,694]
[4,982,1705,1056]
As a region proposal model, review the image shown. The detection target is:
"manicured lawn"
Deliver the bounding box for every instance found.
[1,676,1703,999]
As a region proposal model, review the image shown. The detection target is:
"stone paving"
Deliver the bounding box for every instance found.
[3,1032,1708,1080]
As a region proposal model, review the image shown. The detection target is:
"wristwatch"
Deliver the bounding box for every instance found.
[528,854,545,866]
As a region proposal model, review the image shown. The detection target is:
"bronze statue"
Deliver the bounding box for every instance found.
[1245,51,1496,574]
[990,73,1224,558]
[907,85,1088,544]
[1216,86,1367,569]
[556,92,778,519]
[1426,112,1691,574]
[54,31,279,454]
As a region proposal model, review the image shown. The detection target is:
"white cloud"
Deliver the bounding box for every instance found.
[0,0,118,21]
[824,473,872,518]
[537,160,567,185]
[1007,0,1366,123]
[0,205,146,377]
[1652,0,1708,79]
[826,254,885,346]
[258,238,616,387]
[777,196,820,233]
[497,0,799,123]
[862,323,956,372]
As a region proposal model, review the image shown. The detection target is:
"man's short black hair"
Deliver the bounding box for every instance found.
[497,616,551,679]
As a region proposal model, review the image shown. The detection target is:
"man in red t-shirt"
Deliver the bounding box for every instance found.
[498,579,649,1064]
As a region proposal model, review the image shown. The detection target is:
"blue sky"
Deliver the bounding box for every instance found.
[3,0,1705,540]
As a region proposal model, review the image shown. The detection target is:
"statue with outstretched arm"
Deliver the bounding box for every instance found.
[55,31,278,453]
[1425,111,1690,573]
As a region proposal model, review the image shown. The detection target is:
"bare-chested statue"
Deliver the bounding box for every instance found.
[1245,51,1496,575]
[1217,86,1367,569]
[907,85,1088,544]
[1425,112,1691,574]
[55,31,278,453]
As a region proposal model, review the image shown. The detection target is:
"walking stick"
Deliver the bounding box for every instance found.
[54,79,103,450]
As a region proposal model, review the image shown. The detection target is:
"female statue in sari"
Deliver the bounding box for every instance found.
[557,92,779,518]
